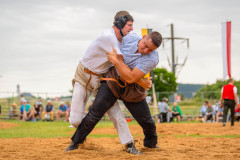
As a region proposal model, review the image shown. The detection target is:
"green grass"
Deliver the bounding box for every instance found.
[1,120,238,139]
[0,120,139,138]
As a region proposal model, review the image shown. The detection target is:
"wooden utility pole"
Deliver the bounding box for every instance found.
[163,23,190,76]
[171,24,176,74]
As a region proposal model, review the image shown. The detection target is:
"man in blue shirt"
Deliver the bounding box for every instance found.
[66,31,162,154]
[56,101,69,122]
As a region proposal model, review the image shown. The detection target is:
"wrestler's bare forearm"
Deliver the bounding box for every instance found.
[106,49,151,89]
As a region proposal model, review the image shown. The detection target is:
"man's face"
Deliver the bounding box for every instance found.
[137,36,158,54]
[122,21,133,36]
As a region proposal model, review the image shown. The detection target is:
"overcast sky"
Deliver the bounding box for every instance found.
[0,0,239,97]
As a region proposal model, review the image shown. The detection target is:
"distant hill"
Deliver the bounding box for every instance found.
[177,83,204,99]
[22,92,35,98]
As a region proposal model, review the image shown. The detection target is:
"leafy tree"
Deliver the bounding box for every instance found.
[195,79,240,100]
[150,68,177,101]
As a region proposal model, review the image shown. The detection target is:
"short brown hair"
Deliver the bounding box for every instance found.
[113,10,134,24]
[147,31,162,48]
[228,78,234,83]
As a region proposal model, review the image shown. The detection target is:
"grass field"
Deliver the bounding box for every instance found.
[0,120,139,138]
[1,120,239,139]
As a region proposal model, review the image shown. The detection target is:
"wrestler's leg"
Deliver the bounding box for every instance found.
[107,101,134,144]
[123,99,157,148]
[71,81,117,144]
[69,82,90,128]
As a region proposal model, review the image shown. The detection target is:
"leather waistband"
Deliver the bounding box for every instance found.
[84,68,100,77]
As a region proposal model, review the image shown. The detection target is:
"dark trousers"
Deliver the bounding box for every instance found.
[223,99,235,125]
[160,113,167,122]
[71,81,157,147]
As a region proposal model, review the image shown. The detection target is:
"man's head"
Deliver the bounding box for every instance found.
[47,100,52,105]
[137,31,162,54]
[113,11,134,37]
[173,102,177,106]
[60,101,64,107]
[162,97,168,102]
[228,78,234,84]
[204,101,208,106]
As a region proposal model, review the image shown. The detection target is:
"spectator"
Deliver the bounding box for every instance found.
[216,103,224,122]
[66,101,71,114]
[56,101,69,122]
[158,97,172,123]
[235,104,240,121]
[206,102,215,122]
[22,101,31,121]
[42,100,54,121]
[29,103,43,121]
[200,101,208,122]
[11,103,17,116]
[171,102,182,122]
[146,96,152,105]
[220,78,239,126]
[20,94,26,103]
[20,102,24,120]
[28,104,37,122]
[212,101,220,121]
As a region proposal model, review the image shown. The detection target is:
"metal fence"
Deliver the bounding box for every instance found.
[0,90,238,121]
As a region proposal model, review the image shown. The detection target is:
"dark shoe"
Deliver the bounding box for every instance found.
[223,123,226,127]
[65,141,79,152]
[231,124,234,126]
[146,145,159,148]
[152,145,159,148]
[125,142,143,155]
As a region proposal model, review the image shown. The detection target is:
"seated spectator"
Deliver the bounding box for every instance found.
[216,105,224,122]
[20,103,24,120]
[35,102,43,120]
[158,97,172,123]
[42,100,54,121]
[66,101,71,115]
[206,102,215,122]
[200,101,208,122]
[56,101,69,122]
[22,101,31,121]
[28,103,43,121]
[146,96,152,105]
[11,103,17,116]
[212,101,219,120]
[172,102,182,122]
[28,104,37,122]
[235,104,240,121]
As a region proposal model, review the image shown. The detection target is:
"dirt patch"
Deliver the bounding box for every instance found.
[0,122,19,129]
[0,122,240,160]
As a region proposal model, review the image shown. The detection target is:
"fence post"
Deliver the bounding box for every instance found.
[8,98,11,120]
[201,92,204,104]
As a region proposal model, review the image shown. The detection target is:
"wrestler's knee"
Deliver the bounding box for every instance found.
[141,117,156,130]
[69,113,83,128]
[108,113,126,124]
